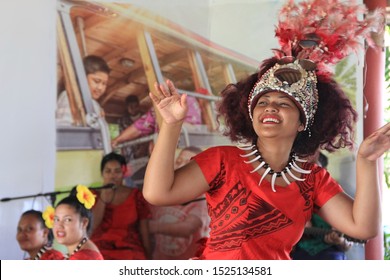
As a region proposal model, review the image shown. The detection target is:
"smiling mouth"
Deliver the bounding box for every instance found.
[262,117,280,124]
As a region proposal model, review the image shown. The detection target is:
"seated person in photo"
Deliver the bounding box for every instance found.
[47,185,104,260]
[111,94,202,148]
[148,146,210,260]
[118,95,150,160]
[56,55,110,127]
[90,152,152,259]
[16,210,63,260]
[291,213,352,260]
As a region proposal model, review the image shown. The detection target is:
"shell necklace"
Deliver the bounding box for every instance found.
[238,144,311,192]
[33,246,48,260]
[65,237,88,259]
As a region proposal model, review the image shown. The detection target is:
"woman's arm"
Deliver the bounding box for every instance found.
[91,198,105,234]
[143,81,209,206]
[91,188,115,234]
[320,122,390,240]
[111,124,142,148]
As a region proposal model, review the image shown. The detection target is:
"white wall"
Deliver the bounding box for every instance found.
[0,0,56,259]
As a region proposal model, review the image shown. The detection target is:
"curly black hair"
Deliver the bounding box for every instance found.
[217,57,358,157]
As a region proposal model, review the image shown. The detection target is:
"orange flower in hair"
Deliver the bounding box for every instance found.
[76,184,96,209]
[42,206,55,229]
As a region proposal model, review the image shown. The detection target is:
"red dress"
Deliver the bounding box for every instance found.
[193,146,342,260]
[68,249,104,260]
[91,188,151,260]
[40,249,64,260]
[26,248,64,260]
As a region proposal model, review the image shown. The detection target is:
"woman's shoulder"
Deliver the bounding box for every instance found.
[40,249,64,260]
[69,249,104,260]
[193,145,241,166]
[203,145,239,154]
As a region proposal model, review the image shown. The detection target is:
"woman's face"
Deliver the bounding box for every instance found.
[102,160,124,187]
[87,71,109,100]
[127,101,140,117]
[16,214,48,253]
[252,91,304,139]
[53,204,86,247]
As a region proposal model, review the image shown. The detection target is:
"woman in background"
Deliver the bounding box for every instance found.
[16,210,63,260]
[48,185,103,260]
[90,152,152,259]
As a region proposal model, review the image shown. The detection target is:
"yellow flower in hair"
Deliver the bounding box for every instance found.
[42,206,55,229]
[76,184,96,209]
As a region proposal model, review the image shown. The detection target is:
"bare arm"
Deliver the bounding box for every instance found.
[112,124,142,148]
[91,198,105,234]
[320,122,390,240]
[149,214,202,237]
[91,188,116,234]
[143,80,209,206]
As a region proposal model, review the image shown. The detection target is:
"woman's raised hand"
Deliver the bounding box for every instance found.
[149,80,188,125]
[358,122,390,161]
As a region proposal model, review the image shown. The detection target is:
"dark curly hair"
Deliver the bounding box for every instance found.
[56,187,93,235]
[217,57,358,157]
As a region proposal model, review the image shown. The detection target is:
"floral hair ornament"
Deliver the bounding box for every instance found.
[121,164,130,177]
[42,206,55,229]
[76,184,96,209]
[248,0,384,130]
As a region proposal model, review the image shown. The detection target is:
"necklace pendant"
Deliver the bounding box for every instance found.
[270,173,278,192]
[238,144,311,192]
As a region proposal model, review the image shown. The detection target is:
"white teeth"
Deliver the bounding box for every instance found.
[262,118,280,123]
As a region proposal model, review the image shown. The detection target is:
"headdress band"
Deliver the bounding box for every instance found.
[248,57,318,130]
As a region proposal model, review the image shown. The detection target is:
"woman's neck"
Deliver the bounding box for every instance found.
[28,248,41,259]
[66,236,88,257]
[256,139,293,172]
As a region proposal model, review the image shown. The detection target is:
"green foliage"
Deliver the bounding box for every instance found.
[334,57,356,107]
[385,227,390,260]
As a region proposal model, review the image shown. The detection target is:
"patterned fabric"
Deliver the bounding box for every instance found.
[90,188,151,260]
[68,249,104,260]
[193,146,342,260]
[150,196,210,260]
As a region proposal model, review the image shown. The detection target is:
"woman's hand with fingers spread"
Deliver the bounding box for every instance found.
[149,80,188,125]
[358,122,390,162]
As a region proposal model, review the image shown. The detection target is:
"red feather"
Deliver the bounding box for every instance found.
[274,0,385,75]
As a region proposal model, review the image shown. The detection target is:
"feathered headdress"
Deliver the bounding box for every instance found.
[248,0,384,130]
[274,0,384,73]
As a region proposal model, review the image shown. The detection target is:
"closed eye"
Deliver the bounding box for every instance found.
[256,100,267,106]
